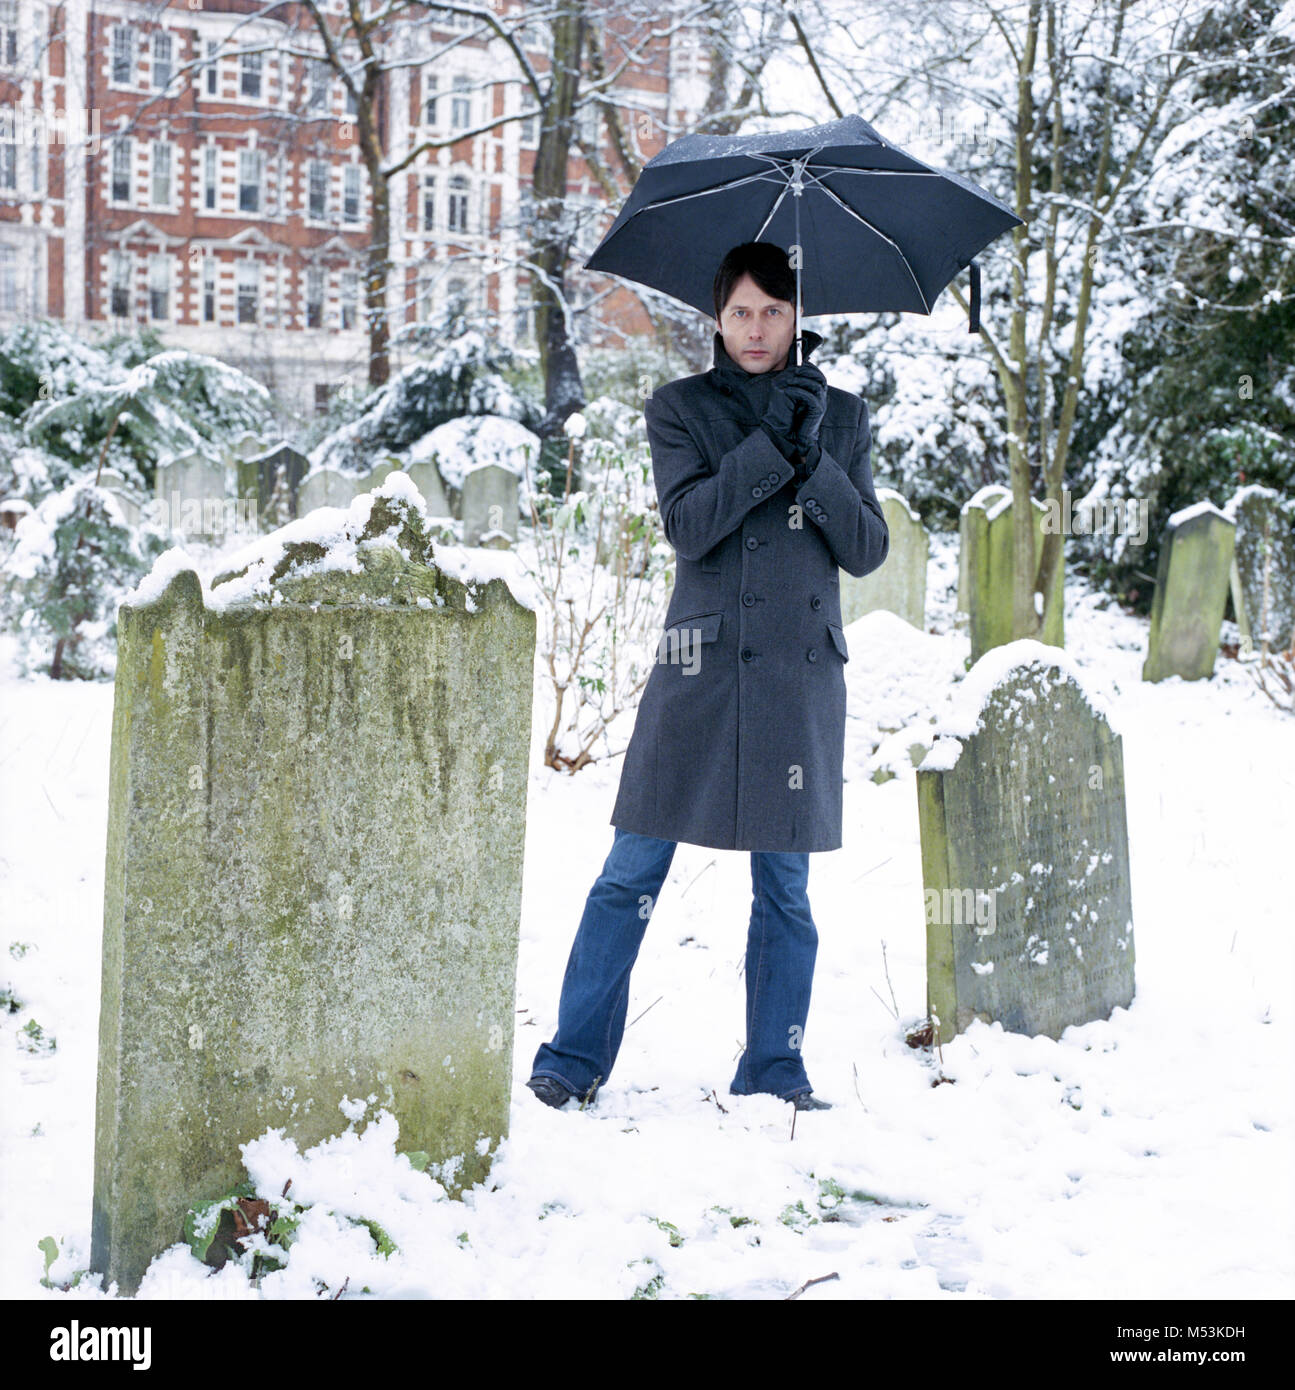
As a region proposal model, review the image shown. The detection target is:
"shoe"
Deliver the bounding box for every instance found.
[788,1091,833,1111]
[526,1076,575,1109]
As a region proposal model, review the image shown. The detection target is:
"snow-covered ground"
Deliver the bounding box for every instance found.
[1,530,1292,1301]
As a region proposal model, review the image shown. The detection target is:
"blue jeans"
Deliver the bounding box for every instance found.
[530,827,819,1101]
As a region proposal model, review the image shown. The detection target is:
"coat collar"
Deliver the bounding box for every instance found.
[708,328,824,396]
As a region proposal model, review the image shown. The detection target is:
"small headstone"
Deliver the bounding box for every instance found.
[917,642,1134,1045]
[92,479,537,1295]
[462,463,520,547]
[1142,501,1235,681]
[297,467,360,515]
[154,452,230,542]
[1224,485,1294,656]
[0,496,34,531]
[96,469,143,529]
[841,489,927,630]
[958,484,1064,662]
[404,461,452,519]
[248,443,309,521]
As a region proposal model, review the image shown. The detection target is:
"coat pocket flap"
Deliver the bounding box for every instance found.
[826,622,849,661]
[666,610,724,644]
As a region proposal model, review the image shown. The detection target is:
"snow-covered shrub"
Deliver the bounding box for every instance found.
[0,479,169,680]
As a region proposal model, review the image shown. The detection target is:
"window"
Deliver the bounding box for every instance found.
[151,142,171,207]
[447,173,469,234]
[112,26,134,85]
[421,172,435,232]
[451,75,471,130]
[342,165,360,222]
[308,58,329,112]
[238,148,262,213]
[0,107,15,191]
[339,269,358,330]
[1,2,19,69]
[345,81,358,117]
[152,32,173,90]
[308,160,328,219]
[205,40,218,95]
[577,101,599,148]
[110,137,132,203]
[423,73,438,126]
[519,93,539,148]
[202,259,216,322]
[240,50,262,99]
[148,255,170,320]
[446,277,469,317]
[236,261,258,324]
[0,245,16,312]
[203,145,217,210]
[416,268,434,322]
[305,267,324,328]
[108,251,131,317]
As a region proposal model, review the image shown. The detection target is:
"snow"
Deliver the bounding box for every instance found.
[1166,499,1231,529]
[121,470,541,615]
[2,525,1292,1302]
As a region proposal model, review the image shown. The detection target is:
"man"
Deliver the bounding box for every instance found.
[528,242,889,1112]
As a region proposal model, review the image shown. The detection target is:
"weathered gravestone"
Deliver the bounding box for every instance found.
[958,484,1064,662]
[296,466,359,515]
[92,474,537,1295]
[1142,501,1235,682]
[462,463,520,547]
[916,641,1134,1046]
[247,442,309,522]
[154,452,231,541]
[1224,485,1295,656]
[841,489,928,630]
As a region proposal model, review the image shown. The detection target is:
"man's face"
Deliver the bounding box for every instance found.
[717,272,795,373]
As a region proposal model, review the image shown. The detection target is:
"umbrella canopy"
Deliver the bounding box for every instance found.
[585,114,1025,356]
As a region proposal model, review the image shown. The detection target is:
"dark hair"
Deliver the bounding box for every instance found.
[712,242,795,321]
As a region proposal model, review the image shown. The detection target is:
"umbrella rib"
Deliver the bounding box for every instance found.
[796,166,931,311]
[628,167,792,216]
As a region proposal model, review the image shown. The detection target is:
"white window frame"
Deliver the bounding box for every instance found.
[150,141,172,209]
[152,31,173,91]
[307,159,328,220]
[416,266,434,322]
[240,49,262,100]
[519,91,539,148]
[238,148,263,214]
[305,265,324,328]
[342,164,361,223]
[0,244,17,312]
[451,75,471,130]
[110,136,132,205]
[308,58,330,112]
[204,40,219,96]
[423,72,438,127]
[148,253,170,321]
[339,269,358,330]
[447,172,470,234]
[107,249,132,317]
[0,107,16,191]
[202,257,217,322]
[203,144,218,211]
[111,25,135,87]
[236,260,259,324]
[421,171,436,232]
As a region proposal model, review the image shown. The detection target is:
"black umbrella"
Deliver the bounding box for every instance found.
[585,114,1024,363]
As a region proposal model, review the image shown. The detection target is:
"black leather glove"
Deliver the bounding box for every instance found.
[760,379,802,456]
[782,364,828,452]
[792,442,821,486]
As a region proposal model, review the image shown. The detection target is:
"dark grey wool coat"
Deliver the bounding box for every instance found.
[609,328,890,852]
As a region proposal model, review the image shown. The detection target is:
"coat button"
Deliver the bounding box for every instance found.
[750,486,761,498]
[807,648,818,662]
[766,471,778,482]
[742,591,756,607]
[811,595,822,610]
[741,647,754,661]
[745,537,759,550]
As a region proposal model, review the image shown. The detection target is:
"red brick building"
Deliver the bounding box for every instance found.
[0,1,705,414]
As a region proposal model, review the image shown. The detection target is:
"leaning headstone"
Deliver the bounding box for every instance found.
[296,466,359,515]
[1142,501,1236,681]
[917,641,1134,1046]
[958,484,1064,662]
[403,460,452,519]
[97,468,143,529]
[1224,485,1295,656]
[155,452,229,543]
[92,474,537,1295]
[462,463,520,547]
[841,489,928,629]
